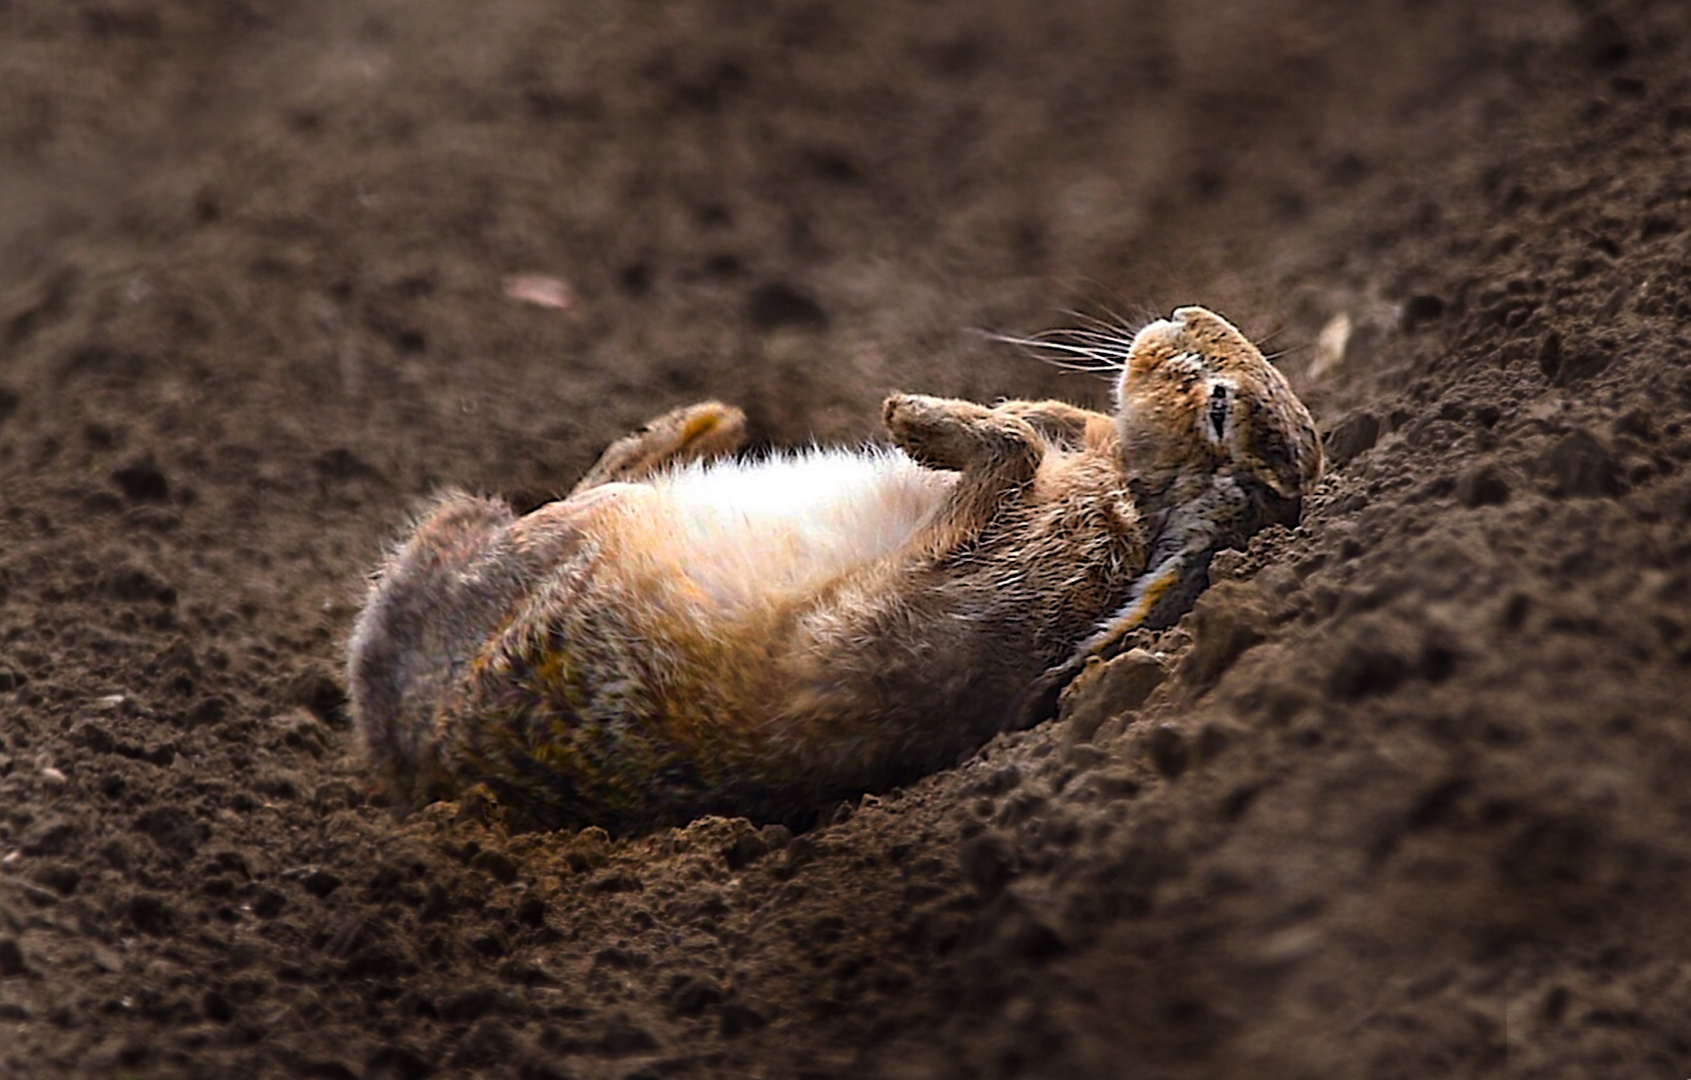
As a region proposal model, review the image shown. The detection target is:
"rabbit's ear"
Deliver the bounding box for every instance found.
[1239,393,1323,500]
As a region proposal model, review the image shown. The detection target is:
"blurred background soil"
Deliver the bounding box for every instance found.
[3,0,1691,1076]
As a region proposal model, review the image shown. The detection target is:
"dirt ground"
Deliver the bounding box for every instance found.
[3,0,1691,1076]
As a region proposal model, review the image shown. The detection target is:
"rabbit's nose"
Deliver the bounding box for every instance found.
[1129,316,1183,352]
[1169,305,1233,339]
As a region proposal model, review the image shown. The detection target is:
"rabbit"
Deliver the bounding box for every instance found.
[346,306,1321,833]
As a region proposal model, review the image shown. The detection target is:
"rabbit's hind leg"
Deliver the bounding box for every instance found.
[570,401,748,496]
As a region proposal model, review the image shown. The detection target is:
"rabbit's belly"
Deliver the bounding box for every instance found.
[610,447,955,611]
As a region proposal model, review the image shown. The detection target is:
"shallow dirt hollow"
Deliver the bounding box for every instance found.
[3,0,1691,1077]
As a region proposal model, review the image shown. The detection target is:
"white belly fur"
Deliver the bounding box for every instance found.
[632,448,955,612]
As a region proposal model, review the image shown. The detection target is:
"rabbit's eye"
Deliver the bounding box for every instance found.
[1207,384,1230,442]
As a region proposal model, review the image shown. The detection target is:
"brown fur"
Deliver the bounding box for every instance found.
[347,306,1321,833]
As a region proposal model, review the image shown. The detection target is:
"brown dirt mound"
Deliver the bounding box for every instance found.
[4,1,1691,1077]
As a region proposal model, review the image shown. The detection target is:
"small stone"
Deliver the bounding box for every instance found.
[1060,648,1167,741]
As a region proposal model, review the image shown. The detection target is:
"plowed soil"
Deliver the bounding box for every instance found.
[4,1,1691,1077]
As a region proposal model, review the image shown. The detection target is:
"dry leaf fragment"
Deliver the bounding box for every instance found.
[502,274,577,311]
[1309,311,1353,379]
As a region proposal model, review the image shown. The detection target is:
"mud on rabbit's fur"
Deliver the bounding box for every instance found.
[347,306,1322,833]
